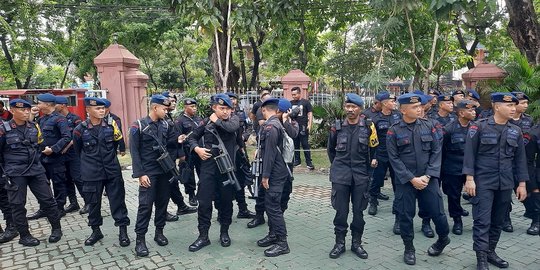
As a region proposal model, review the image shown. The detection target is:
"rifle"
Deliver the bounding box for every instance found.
[250,135,263,198]
[207,124,242,191]
[139,119,180,183]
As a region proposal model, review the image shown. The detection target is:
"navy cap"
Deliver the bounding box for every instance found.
[9,99,31,108]
[467,89,480,101]
[376,91,396,102]
[345,93,365,107]
[412,90,424,95]
[452,90,465,96]
[37,93,56,103]
[510,91,529,101]
[184,98,197,105]
[421,94,434,105]
[101,98,111,108]
[398,93,422,105]
[84,97,106,106]
[428,89,441,96]
[455,100,477,110]
[437,95,453,102]
[491,92,519,104]
[261,98,280,108]
[55,96,68,105]
[225,92,239,99]
[278,98,292,112]
[150,94,171,106]
[213,93,233,108]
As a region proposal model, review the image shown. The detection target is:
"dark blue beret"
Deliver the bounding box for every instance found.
[37,93,57,103]
[225,92,239,99]
[398,93,422,105]
[213,93,233,108]
[84,97,106,106]
[421,94,434,105]
[184,98,197,105]
[278,98,292,112]
[261,98,280,107]
[161,91,171,98]
[467,89,480,101]
[428,89,441,96]
[376,92,396,102]
[150,94,171,106]
[491,92,518,104]
[9,99,31,108]
[101,98,111,108]
[345,93,364,107]
[437,95,453,102]
[510,91,529,101]
[55,96,68,105]
[455,100,477,110]
[452,90,465,96]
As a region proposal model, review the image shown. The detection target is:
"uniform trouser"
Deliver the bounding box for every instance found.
[65,158,85,204]
[6,175,61,235]
[369,159,395,198]
[331,182,369,236]
[255,164,294,216]
[197,164,234,232]
[471,188,512,251]
[182,154,198,196]
[396,179,449,243]
[134,173,171,235]
[265,177,288,237]
[169,179,187,208]
[43,163,67,210]
[234,153,248,210]
[441,173,466,218]
[293,131,312,165]
[83,177,130,228]
[0,177,13,224]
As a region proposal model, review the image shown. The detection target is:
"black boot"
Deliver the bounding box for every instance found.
[0,223,19,243]
[166,212,179,222]
[119,226,130,247]
[189,230,210,252]
[452,217,463,235]
[403,241,416,265]
[476,251,490,270]
[502,214,513,232]
[526,217,539,236]
[84,227,104,246]
[19,232,40,247]
[368,197,378,216]
[393,215,401,235]
[177,204,197,215]
[377,193,390,201]
[328,234,346,259]
[257,233,277,247]
[427,236,450,256]
[237,208,256,219]
[220,230,231,247]
[188,193,198,207]
[421,218,435,238]
[48,221,63,243]
[264,236,290,257]
[154,228,169,246]
[27,209,46,220]
[247,214,265,229]
[65,196,80,213]
[79,204,90,215]
[135,234,149,257]
[351,233,368,259]
[461,209,469,216]
[487,241,509,268]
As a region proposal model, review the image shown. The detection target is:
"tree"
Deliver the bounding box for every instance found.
[506,0,540,66]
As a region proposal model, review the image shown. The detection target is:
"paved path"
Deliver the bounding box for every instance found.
[0,170,538,269]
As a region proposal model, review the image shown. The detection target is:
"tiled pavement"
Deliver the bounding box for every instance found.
[0,170,539,269]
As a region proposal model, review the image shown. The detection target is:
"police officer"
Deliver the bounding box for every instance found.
[387,93,451,265]
[327,94,378,260]
[463,92,528,270]
[103,99,126,156]
[226,92,256,219]
[28,93,71,220]
[187,94,240,252]
[55,96,84,213]
[0,164,18,243]
[441,100,477,235]
[503,91,535,233]
[526,124,540,236]
[176,98,203,207]
[466,89,483,119]
[130,95,179,257]
[368,91,400,216]
[73,97,130,247]
[0,99,63,246]
[255,98,291,257]
[430,95,456,126]
[362,94,382,120]
[452,90,466,105]
[254,98,299,248]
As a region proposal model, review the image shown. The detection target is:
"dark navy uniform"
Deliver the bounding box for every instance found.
[175,113,204,198]
[362,105,379,120]
[38,111,71,211]
[231,106,253,216]
[0,165,15,242]
[0,118,62,243]
[73,118,130,231]
[441,119,470,219]
[63,112,84,209]
[526,125,540,234]
[462,116,528,252]
[478,109,493,120]
[130,116,178,237]
[387,116,450,256]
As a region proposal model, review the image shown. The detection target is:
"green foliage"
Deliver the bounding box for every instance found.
[309,93,345,148]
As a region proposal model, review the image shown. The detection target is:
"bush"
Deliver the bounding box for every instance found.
[309,93,345,148]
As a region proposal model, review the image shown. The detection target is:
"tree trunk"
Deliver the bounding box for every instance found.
[236,38,248,89]
[60,58,73,88]
[454,16,478,69]
[180,56,190,87]
[0,34,23,89]
[248,34,263,90]
[505,0,540,65]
